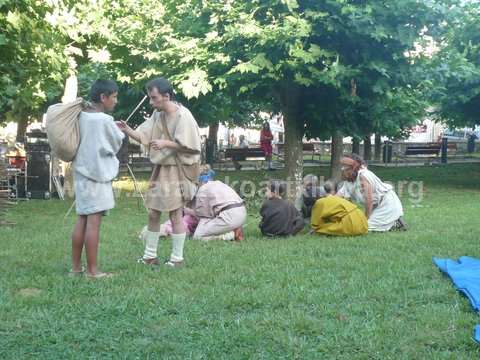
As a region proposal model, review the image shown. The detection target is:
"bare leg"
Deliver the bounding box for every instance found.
[84,213,103,275]
[170,208,185,234]
[71,215,87,272]
[148,209,161,232]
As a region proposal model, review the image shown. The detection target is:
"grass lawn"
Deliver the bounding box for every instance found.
[1,164,480,359]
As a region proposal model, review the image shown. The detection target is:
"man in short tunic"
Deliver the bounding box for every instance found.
[118,77,201,266]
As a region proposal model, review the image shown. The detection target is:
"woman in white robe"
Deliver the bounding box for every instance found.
[336,154,407,232]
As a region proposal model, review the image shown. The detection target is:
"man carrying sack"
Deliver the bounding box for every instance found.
[117,77,201,267]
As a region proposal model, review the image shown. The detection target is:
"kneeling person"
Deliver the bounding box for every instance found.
[260,180,304,237]
[192,179,246,241]
[310,182,368,236]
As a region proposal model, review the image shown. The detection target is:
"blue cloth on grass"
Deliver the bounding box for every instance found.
[433,256,480,344]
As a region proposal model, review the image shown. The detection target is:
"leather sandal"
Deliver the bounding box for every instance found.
[68,266,85,277]
[164,259,184,268]
[85,272,114,279]
[137,257,160,266]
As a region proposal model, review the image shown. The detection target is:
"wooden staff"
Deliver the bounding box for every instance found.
[125,95,148,124]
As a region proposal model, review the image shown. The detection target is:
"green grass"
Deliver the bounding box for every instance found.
[1,164,480,359]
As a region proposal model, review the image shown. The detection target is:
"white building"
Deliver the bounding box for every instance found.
[406,119,444,143]
[201,114,284,148]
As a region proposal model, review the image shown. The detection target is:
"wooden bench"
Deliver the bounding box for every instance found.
[220,147,266,170]
[117,141,152,171]
[447,142,458,154]
[394,143,458,164]
[404,143,457,157]
[405,144,441,156]
[128,157,152,170]
[276,143,320,162]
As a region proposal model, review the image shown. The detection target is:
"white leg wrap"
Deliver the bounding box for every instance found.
[143,230,160,259]
[221,231,235,241]
[170,233,186,262]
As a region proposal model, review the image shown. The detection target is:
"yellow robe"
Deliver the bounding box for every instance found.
[310,195,368,236]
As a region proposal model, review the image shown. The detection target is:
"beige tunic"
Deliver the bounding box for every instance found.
[192,181,246,239]
[193,181,244,218]
[134,104,201,211]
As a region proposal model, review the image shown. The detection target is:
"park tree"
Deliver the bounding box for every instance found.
[0,0,142,137]
[0,1,167,133]
[1,0,460,181]
[349,85,430,161]
[0,0,73,139]
[59,0,265,141]
[430,2,480,129]
[51,0,457,185]
[176,0,456,183]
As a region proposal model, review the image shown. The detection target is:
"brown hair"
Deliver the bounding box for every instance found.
[344,153,365,166]
[270,180,287,198]
[146,77,174,100]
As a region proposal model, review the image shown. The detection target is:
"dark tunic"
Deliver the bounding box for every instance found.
[259,198,304,236]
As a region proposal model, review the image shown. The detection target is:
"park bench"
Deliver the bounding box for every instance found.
[394,142,458,164]
[219,147,266,170]
[404,143,457,157]
[276,143,320,162]
[118,141,151,171]
[405,144,441,156]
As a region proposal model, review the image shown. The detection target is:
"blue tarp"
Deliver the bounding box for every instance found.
[433,256,480,344]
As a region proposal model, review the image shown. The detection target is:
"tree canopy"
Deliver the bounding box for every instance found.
[430,1,480,128]
[1,0,476,176]
[0,0,71,124]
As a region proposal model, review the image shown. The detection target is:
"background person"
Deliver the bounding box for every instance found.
[260,122,274,170]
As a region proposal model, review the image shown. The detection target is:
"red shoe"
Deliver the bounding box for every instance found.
[234,227,244,241]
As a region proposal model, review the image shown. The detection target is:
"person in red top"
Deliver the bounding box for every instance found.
[260,122,274,170]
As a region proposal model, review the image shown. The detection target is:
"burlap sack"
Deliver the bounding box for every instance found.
[46,98,85,162]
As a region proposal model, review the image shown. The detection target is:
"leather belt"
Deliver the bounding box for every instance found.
[220,202,244,213]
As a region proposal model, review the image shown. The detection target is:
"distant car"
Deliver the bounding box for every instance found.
[442,129,471,141]
[442,127,480,141]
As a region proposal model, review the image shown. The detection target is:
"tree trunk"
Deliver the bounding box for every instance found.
[284,114,303,198]
[374,133,382,161]
[330,131,344,181]
[16,115,28,142]
[208,121,219,143]
[282,85,303,203]
[363,134,372,161]
[352,137,360,154]
[206,121,219,165]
